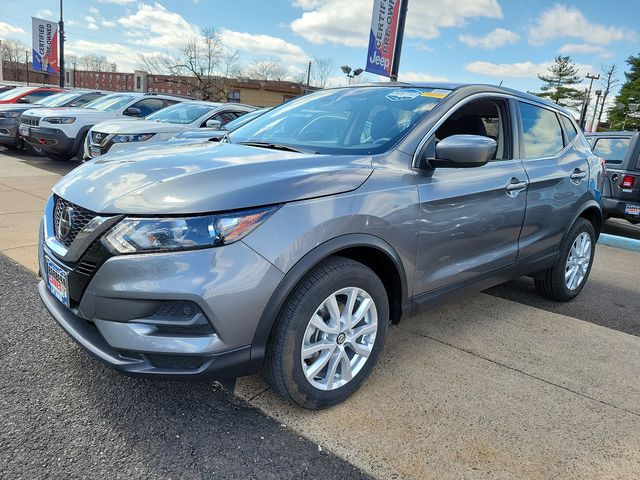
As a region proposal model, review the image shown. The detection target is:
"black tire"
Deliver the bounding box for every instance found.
[628,219,640,225]
[45,152,74,162]
[264,256,389,409]
[75,133,87,160]
[535,218,596,301]
[23,141,45,157]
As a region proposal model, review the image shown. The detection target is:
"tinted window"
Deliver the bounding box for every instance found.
[131,98,165,116]
[210,111,241,126]
[146,102,216,124]
[560,115,578,141]
[70,93,104,107]
[84,94,137,111]
[24,90,57,102]
[0,87,33,100]
[519,102,564,159]
[592,138,631,165]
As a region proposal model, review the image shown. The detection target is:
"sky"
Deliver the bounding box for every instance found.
[0,0,638,98]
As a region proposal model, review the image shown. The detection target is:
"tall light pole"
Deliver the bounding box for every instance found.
[588,90,602,133]
[579,73,599,130]
[341,65,363,85]
[59,0,65,88]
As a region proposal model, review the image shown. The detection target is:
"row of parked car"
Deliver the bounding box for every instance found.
[0,84,269,162]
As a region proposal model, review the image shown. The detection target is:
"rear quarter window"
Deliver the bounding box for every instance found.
[591,138,631,166]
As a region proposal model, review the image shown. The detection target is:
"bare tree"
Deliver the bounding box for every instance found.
[137,27,239,101]
[596,64,620,128]
[78,54,116,72]
[1,39,28,80]
[245,59,287,82]
[311,57,334,88]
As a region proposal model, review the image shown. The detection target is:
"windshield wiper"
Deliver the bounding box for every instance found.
[236,141,316,154]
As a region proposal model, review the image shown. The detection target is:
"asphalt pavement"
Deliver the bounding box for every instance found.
[0,256,369,480]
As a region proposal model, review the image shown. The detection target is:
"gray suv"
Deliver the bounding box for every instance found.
[38,83,604,409]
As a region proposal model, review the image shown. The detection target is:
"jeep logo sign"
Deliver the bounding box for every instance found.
[365,0,401,78]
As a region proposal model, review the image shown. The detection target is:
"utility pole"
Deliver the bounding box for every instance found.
[588,90,602,133]
[579,73,599,129]
[25,51,29,85]
[305,60,311,94]
[389,0,409,81]
[59,0,65,88]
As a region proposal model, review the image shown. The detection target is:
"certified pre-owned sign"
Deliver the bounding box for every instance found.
[365,0,401,78]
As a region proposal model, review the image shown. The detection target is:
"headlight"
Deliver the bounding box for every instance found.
[101,206,279,254]
[0,111,20,118]
[43,117,75,124]
[112,133,155,143]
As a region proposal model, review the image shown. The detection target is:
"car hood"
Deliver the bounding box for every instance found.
[29,107,108,118]
[53,141,372,214]
[0,104,44,113]
[92,119,183,135]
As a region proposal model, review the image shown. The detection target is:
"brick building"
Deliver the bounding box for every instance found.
[0,60,312,107]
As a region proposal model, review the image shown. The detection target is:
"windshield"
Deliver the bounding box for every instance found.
[34,92,80,107]
[84,94,136,112]
[146,102,217,124]
[0,87,33,101]
[224,108,269,131]
[229,86,449,155]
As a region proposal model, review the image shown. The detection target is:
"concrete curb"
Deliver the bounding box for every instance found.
[598,233,640,252]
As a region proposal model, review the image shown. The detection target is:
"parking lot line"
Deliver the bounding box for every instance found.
[236,293,640,479]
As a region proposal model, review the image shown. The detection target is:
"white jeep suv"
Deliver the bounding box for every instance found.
[85,101,256,159]
[21,92,187,161]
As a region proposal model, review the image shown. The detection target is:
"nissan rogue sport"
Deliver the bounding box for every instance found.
[38,83,604,409]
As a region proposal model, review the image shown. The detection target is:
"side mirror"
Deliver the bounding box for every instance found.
[16,98,31,104]
[124,107,142,117]
[428,134,496,168]
[205,119,222,129]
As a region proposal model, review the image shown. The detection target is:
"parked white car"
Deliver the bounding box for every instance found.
[20,92,188,161]
[84,101,257,159]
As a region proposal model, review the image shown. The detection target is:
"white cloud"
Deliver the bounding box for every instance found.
[465,59,592,78]
[117,2,199,49]
[66,39,162,71]
[291,0,502,47]
[558,43,613,59]
[98,0,135,4]
[398,72,449,83]
[0,22,26,38]
[84,15,98,30]
[220,29,309,63]
[35,9,54,19]
[459,28,520,49]
[89,7,100,15]
[408,42,434,52]
[528,4,633,46]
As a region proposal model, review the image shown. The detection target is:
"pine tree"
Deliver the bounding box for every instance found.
[533,55,584,108]
[607,53,640,130]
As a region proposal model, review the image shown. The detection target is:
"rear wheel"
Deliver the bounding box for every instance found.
[264,256,389,409]
[75,133,87,160]
[535,218,595,301]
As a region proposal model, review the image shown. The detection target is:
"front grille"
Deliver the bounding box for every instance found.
[145,354,205,370]
[67,240,113,307]
[153,301,202,319]
[53,195,99,247]
[21,115,40,127]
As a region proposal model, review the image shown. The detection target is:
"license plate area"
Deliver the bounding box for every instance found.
[625,203,640,216]
[46,255,70,307]
[89,146,101,158]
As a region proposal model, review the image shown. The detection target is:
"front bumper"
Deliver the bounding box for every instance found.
[38,210,285,380]
[0,117,19,145]
[25,126,76,155]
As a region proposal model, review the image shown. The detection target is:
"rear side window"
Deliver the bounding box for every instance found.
[591,138,631,165]
[519,102,564,159]
[131,98,165,116]
[560,115,578,142]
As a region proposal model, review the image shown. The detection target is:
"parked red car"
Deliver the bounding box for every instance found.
[0,86,63,104]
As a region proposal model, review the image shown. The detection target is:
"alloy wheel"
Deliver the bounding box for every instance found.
[300,287,378,391]
[565,232,592,290]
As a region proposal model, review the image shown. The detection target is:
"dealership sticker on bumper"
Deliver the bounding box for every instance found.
[45,256,70,307]
[89,146,101,158]
[18,125,29,137]
[625,204,640,216]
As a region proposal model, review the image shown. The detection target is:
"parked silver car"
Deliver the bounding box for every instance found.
[38,83,603,409]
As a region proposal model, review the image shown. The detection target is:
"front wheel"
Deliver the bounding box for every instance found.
[535,218,595,301]
[264,256,389,409]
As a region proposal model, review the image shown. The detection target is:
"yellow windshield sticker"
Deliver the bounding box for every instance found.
[420,91,449,99]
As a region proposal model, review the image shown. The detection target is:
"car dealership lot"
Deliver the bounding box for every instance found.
[1,150,640,479]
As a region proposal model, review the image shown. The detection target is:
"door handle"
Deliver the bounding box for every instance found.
[505,180,528,192]
[570,169,587,181]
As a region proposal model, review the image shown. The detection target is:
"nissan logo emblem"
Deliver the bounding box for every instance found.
[57,207,75,240]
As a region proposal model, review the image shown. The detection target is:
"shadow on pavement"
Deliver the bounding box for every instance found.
[603,218,640,241]
[0,146,77,176]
